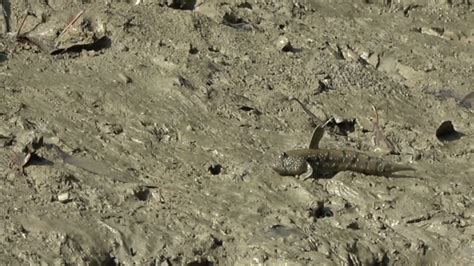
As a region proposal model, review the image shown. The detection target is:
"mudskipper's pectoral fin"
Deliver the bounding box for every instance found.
[302,162,314,181]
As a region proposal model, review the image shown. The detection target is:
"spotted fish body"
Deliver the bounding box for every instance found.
[272,119,415,178]
[271,148,415,177]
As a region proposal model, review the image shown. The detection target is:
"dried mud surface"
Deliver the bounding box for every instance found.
[0,0,473,265]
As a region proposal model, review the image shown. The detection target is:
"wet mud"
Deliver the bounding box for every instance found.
[0,0,473,265]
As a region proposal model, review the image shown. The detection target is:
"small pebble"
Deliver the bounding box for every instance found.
[275,36,293,52]
[118,73,132,84]
[367,52,379,67]
[421,27,444,37]
[360,51,370,61]
[98,122,123,135]
[57,192,70,203]
[341,45,358,61]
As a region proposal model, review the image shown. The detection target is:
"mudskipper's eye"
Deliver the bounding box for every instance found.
[279,152,288,159]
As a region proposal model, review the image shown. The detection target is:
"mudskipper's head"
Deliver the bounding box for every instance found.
[271,151,307,176]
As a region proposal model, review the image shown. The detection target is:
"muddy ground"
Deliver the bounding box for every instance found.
[0,0,473,265]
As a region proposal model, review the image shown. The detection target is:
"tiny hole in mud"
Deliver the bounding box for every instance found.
[168,0,197,10]
[239,105,262,115]
[435,120,463,141]
[102,255,118,266]
[326,119,356,135]
[211,236,223,247]
[178,75,194,89]
[281,42,294,52]
[237,2,253,9]
[208,164,222,175]
[223,12,244,25]
[316,76,333,93]
[308,201,333,220]
[60,174,80,185]
[189,45,199,54]
[0,52,7,63]
[239,106,254,112]
[134,187,151,201]
[187,258,213,266]
[347,221,360,230]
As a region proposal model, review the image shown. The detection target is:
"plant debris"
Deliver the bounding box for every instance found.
[372,105,397,154]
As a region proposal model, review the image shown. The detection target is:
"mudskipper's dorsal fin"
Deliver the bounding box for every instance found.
[308,118,332,149]
[309,125,324,149]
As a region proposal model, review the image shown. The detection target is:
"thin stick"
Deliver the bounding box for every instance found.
[56,10,85,41]
[289,96,324,125]
[372,105,382,147]
[372,105,379,128]
[16,11,30,37]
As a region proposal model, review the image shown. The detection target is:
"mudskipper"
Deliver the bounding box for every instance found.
[271,123,415,179]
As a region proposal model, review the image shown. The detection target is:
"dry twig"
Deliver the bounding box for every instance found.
[56,10,85,45]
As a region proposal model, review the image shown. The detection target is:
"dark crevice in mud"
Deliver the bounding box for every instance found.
[168,0,197,10]
[101,255,118,266]
[308,201,333,220]
[134,187,151,201]
[187,258,214,266]
[435,120,464,142]
[326,118,356,136]
[208,164,222,175]
[1,0,11,33]
[50,36,112,55]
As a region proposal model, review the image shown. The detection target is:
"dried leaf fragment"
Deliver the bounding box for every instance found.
[371,105,397,154]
